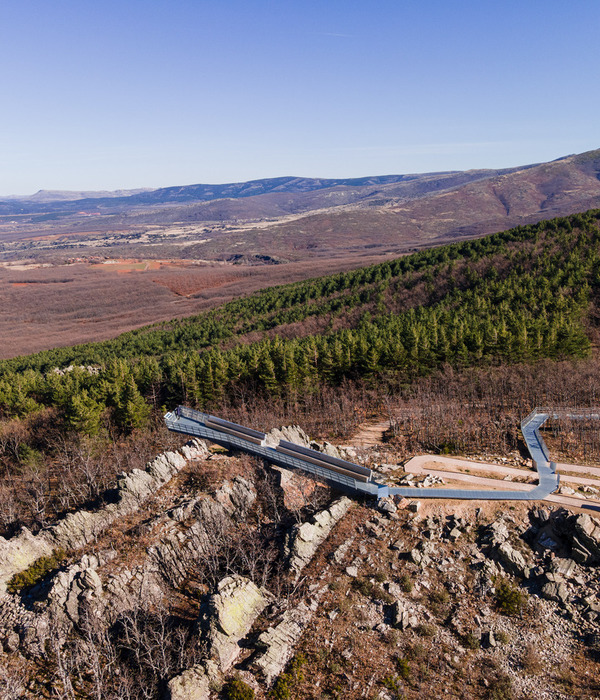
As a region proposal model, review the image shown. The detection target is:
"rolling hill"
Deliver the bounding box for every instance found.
[2,149,600,359]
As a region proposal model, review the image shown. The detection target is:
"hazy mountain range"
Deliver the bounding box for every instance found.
[2,150,599,259]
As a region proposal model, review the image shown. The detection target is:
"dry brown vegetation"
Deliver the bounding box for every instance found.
[0,254,390,358]
[2,149,600,358]
[4,354,600,540]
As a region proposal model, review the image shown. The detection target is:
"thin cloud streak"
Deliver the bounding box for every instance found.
[316,32,354,38]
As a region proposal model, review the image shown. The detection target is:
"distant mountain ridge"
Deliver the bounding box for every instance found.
[0,165,542,215]
[2,187,155,203]
[2,148,600,266]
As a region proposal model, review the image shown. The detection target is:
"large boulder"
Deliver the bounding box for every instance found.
[263,425,312,449]
[571,514,600,565]
[206,575,270,671]
[392,599,418,630]
[541,579,570,605]
[286,497,352,577]
[166,665,210,700]
[497,541,532,579]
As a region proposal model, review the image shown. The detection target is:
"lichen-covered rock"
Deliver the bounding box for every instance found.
[166,664,210,700]
[331,537,354,565]
[286,497,352,577]
[206,574,270,671]
[253,594,323,684]
[0,529,54,595]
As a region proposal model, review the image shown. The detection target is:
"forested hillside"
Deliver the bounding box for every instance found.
[2,209,599,422]
[1,209,600,533]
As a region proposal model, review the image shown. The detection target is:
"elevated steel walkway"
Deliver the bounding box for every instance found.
[165,407,380,496]
[164,406,582,501]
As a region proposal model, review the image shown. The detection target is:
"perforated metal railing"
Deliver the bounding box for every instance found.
[521,407,600,468]
[165,406,576,501]
[164,407,379,496]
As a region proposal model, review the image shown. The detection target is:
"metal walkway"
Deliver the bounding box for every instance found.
[163,406,577,501]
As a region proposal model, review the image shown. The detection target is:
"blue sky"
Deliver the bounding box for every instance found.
[1,0,599,194]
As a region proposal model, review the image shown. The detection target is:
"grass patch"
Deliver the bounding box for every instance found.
[6,549,66,594]
[494,577,526,616]
[224,677,255,700]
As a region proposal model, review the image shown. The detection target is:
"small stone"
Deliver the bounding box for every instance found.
[4,631,20,653]
[448,527,461,542]
[378,498,397,515]
[409,549,422,565]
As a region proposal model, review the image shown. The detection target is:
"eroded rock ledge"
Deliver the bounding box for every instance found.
[0,439,209,595]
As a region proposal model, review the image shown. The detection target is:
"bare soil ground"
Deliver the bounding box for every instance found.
[402,454,600,514]
[0,253,391,358]
[343,420,391,448]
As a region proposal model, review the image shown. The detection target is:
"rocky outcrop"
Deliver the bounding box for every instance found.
[529,510,600,567]
[392,598,418,631]
[48,553,109,625]
[496,541,532,579]
[263,425,312,449]
[166,663,212,700]
[0,529,55,597]
[0,439,208,594]
[168,575,269,698]
[213,477,256,518]
[571,514,600,565]
[541,577,571,605]
[270,466,318,511]
[253,590,325,684]
[286,497,352,577]
[481,518,532,579]
[150,478,256,588]
[205,575,270,670]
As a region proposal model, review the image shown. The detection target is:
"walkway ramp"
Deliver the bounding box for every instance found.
[164,406,564,501]
[164,407,379,497]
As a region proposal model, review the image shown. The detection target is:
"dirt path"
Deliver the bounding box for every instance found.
[403,454,600,512]
[404,455,600,487]
[407,466,534,491]
[405,455,535,478]
[545,493,600,512]
[557,462,600,478]
[345,420,390,448]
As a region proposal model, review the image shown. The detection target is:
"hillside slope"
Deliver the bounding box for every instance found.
[189,150,600,260]
[4,150,599,266]
[2,213,600,697]
[0,168,531,215]
[1,209,599,428]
